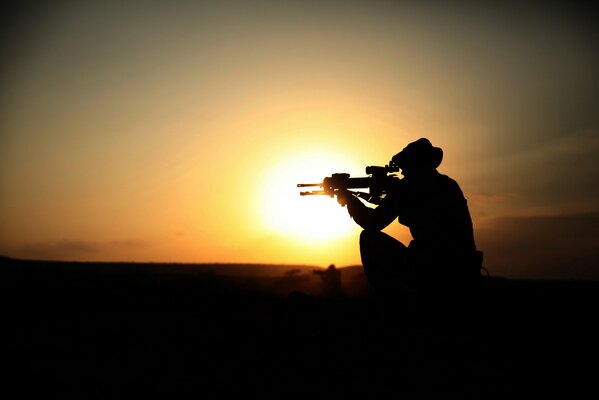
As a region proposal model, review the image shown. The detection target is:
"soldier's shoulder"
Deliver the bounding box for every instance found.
[434,173,462,191]
[437,173,458,185]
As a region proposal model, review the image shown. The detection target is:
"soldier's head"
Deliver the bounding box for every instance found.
[392,138,443,177]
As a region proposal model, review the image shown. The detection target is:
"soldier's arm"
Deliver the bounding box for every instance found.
[344,192,399,231]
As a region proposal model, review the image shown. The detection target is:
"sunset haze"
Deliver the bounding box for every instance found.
[1,1,598,279]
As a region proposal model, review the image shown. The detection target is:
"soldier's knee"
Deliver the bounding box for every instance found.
[359,229,368,243]
[360,229,380,247]
[359,230,385,262]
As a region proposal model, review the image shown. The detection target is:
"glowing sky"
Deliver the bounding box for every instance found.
[1,1,598,279]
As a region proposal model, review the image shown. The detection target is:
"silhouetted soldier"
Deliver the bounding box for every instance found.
[313,264,343,298]
[338,138,482,296]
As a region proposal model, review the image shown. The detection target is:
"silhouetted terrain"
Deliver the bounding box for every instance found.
[2,256,598,398]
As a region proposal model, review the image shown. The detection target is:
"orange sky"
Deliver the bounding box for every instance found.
[1,2,598,279]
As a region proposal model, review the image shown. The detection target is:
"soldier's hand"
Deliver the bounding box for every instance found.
[336,189,349,207]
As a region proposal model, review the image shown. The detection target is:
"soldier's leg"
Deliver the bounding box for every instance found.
[359,230,410,292]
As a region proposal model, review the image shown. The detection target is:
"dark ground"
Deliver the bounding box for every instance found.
[2,257,598,398]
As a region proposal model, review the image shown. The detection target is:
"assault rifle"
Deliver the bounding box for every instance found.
[297,163,400,205]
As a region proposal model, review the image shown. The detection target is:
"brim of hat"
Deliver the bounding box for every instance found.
[431,147,443,168]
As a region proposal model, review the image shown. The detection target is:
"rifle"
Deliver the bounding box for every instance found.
[297,163,400,205]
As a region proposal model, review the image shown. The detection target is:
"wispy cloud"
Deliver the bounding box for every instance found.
[19,238,155,260]
[477,212,599,280]
[109,239,152,248]
[21,239,99,260]
[471,129,599,217]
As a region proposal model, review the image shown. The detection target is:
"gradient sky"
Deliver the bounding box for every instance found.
[1,1,598,279]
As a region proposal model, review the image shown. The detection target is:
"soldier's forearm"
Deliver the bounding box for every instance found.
[348,196,398,231]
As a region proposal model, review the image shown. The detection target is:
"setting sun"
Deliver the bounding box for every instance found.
[257,150,362,243]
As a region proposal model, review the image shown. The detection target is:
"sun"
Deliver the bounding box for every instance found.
[257,150,362,243]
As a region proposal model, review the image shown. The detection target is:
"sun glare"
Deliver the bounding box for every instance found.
[258,150,362,243]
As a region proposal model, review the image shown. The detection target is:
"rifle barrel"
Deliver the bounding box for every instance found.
[297,183,322,188]
[299,190,328,196]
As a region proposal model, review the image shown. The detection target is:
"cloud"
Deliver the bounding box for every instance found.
[18,238,155,260]
[471,130,599,217]
[21,239,99,260]
[476,212,599,280]
[109,239,152,248]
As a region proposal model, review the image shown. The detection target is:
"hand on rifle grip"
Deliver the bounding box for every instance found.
[336,189,349,207]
